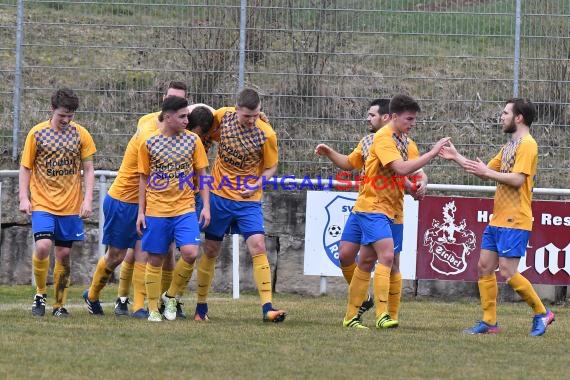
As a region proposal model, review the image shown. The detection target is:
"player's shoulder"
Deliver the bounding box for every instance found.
[255,118,275,137]
[137,111,160,128]
[70,121,92,135]
[374,124,392,140]
[28,120,51,135]
[359,133,374,145]
[215,107,235,119]
[520,134,537,147]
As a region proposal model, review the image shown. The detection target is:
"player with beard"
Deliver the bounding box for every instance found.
[439,98,555,336]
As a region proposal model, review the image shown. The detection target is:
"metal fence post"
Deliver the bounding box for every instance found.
[237,0,247,90]
[512,0,522,97]
[12,0,24,161]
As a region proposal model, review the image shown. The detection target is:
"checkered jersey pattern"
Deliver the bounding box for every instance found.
[392,132,409,161]
[494,137,523,222]
[33,125,82,188]
[359,134,374,171]
[216,111,268,174]
[146,132,199,180]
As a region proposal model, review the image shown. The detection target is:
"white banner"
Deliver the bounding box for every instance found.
[304,190,418,279]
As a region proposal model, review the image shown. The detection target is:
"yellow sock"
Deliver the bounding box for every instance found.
[88,257,114,301]
[507,272,546,315]
[168,258,194,298]
[196,255,216,303]
[53,259,70,308]
[117,261,134,298]
[252,254,273,305]
[145,263,162,312]
[341,262,357,285]
[344,266,370,321]
[388,272,402,320]
[478,273,498,325]
[132,262,147,311]
[373,263,391,319]
[161,269,173,295]
[32,253,50,295]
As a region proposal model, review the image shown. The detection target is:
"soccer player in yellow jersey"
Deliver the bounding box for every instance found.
[342,95,449,329]
[315,98,427,324]
[82,81,189,318]
[19,88,96,318]
[136,96,210,322]
[439,98,555,336]
[193,88,287,323]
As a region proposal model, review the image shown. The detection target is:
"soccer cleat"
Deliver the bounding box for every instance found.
[131,308,150,319]
[52,307,70,318]
[263,308,287,323]
[176,301,187,319]
[82,289,104,315]
[463,320,499,335]
[32,294,47,317]
[161,292,177,321]
[529,309,555,337]
[356,293,374,320]
[148,310,163,322]
[376,312,399,329]
[114,297,130,316]
[343,316,369,329]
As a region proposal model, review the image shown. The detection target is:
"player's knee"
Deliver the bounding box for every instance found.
[106,247,127,267]
[203,240,222,258]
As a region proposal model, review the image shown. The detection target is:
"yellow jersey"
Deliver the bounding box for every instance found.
[488,134,537,231]
[353,123,419,222]
[20,120,97,215]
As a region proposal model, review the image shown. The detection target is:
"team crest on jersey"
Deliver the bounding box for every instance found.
[322,195,355,268]
[423,201,476,275]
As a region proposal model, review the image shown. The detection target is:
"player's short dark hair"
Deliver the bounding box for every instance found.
[369,98,390,115]
[506,98,536,127]
[236,88,260,110]
[389,94,421,115]
[158,96,188,122]
[165,81,187,94]
[188,106,214,134]
[51,88,79,111]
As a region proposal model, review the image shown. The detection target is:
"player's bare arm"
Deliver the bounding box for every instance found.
[18,165,32,215]
[314,144,353,170]
[239,164,278,199]
[196,167,211,228]
[464,158,526,188]
[136,174,148,235]
[390,137,450,176]
[80,157,95,219]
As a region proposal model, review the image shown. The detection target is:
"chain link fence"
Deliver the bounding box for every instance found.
[1,0,568,192]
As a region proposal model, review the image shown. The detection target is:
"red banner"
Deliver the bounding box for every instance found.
[416,196,570,285]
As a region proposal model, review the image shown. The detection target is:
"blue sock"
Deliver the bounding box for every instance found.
[262,302,273,314]
[195,302,208,317]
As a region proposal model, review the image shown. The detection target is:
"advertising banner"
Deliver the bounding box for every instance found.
[416,196,570,285]
[304,191,418,279]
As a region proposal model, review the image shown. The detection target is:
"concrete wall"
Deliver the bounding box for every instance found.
[0,176,562,302]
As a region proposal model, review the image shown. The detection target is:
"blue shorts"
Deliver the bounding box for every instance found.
[102,194,139,249]
[202,193,263,241]
[343,213,403,253]
[353,212,393,246]
[481,225,530,258]
[32,211,84,243]
[141,211,201,254]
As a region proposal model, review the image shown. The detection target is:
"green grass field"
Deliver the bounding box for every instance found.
[0,285,567,380]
